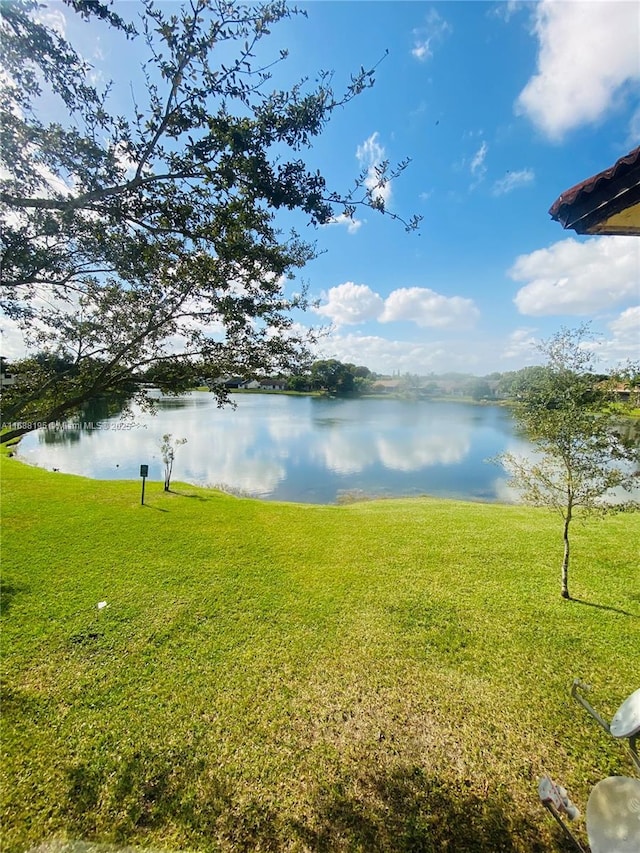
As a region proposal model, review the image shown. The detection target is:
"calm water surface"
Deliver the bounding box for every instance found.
[18,393,529,503]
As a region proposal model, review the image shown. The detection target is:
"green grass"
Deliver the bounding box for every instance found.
[1,455,639,853]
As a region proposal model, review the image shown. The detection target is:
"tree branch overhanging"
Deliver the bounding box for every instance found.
[1,0,420,439]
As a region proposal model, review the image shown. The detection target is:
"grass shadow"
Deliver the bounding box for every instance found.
[173,492,213,502]
[288,766,566,853]
[0,579,29,615]
[164,489,215,503]
[569,597,638,618]
[61,754,574,852]
[0,683,44,717]
[64,749,234,844]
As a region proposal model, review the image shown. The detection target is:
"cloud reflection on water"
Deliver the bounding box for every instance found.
[19,393,518,503]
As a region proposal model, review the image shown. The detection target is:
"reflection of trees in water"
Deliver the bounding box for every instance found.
[615,419,640,491]
[29,394,639,502]
[37,391,209,447]
[41,427,82,446]
[616,417,640,445]
[155,396,208,410]
[40,395,129,445]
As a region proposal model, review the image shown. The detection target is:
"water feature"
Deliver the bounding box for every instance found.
[16,392,536,503]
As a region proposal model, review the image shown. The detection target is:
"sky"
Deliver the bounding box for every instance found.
[2,0,640,377]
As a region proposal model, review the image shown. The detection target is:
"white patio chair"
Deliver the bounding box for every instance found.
[539,774,640,853]
[572,681,640,774]
[538,775,585,851]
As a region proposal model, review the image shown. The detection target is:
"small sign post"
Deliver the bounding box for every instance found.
[140,464,149,505]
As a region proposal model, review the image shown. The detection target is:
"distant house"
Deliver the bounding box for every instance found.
[0,365,17,389]
[259,377,288,391]
[208,375,245,389]
[607,384,640,407]
[241,379,261,390]
[371,379,403,394]
[227,377,245,389]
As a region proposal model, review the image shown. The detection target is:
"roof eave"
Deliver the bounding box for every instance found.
[549,146,640,236]
[552,178,640,235]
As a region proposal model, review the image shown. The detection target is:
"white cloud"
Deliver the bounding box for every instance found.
[34,5,67,37]
[381,287,480,329]
[302,310,637,378]
[502,327,539,361]
[324,213,363,234]
[315,282,480,331]
[0,279,86,360]
[411,44,430,62]
[315,282,384,326]
[0,316,28,360]
[470,142,488,175]
[516,1,640,140]
[313,432,374,476]
[594,306,640,364]
[627,106,640,147]
[314,332,451,375]
[356,132,392,207]
[313,331,494,376]
[469,141,488,187]
[491,0,524,24]
[411,9,451,61]
[1,143,75,208]
[510,236,640,316]
[492,169,534,196]
[310,422,471,477]
[111,142,149,180]
[609,305,640,342]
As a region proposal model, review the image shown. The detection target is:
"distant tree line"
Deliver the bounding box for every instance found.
[283,361,639,402]
[3,354,638,407]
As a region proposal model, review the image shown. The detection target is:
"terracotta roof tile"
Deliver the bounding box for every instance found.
[549,146,640,231]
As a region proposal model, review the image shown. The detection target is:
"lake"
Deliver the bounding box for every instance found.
[16,392,532,504]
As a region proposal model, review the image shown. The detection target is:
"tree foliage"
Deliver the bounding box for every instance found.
[466,378,493,401]
[497,326,639,599]
[310,359,357,396]
[0,0,419,441]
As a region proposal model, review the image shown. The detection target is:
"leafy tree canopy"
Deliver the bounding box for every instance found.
[310,359,356,396]
[0,0,419,441]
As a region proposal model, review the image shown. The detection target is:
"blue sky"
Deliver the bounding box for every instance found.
[3,0,640,376]
[281,1,640,376]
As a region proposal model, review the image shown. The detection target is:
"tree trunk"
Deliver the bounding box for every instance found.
[561,509,572,599]
[0,425,34,444]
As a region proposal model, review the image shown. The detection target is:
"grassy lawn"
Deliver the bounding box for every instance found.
[1,454,639,852]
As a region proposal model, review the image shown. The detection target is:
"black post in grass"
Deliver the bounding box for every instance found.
[140,464,148,505]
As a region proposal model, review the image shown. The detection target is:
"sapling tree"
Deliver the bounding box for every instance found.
[497,326,639,599]
[160,433,187,491]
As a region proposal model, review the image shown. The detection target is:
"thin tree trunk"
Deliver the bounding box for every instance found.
[561,507,572,599]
